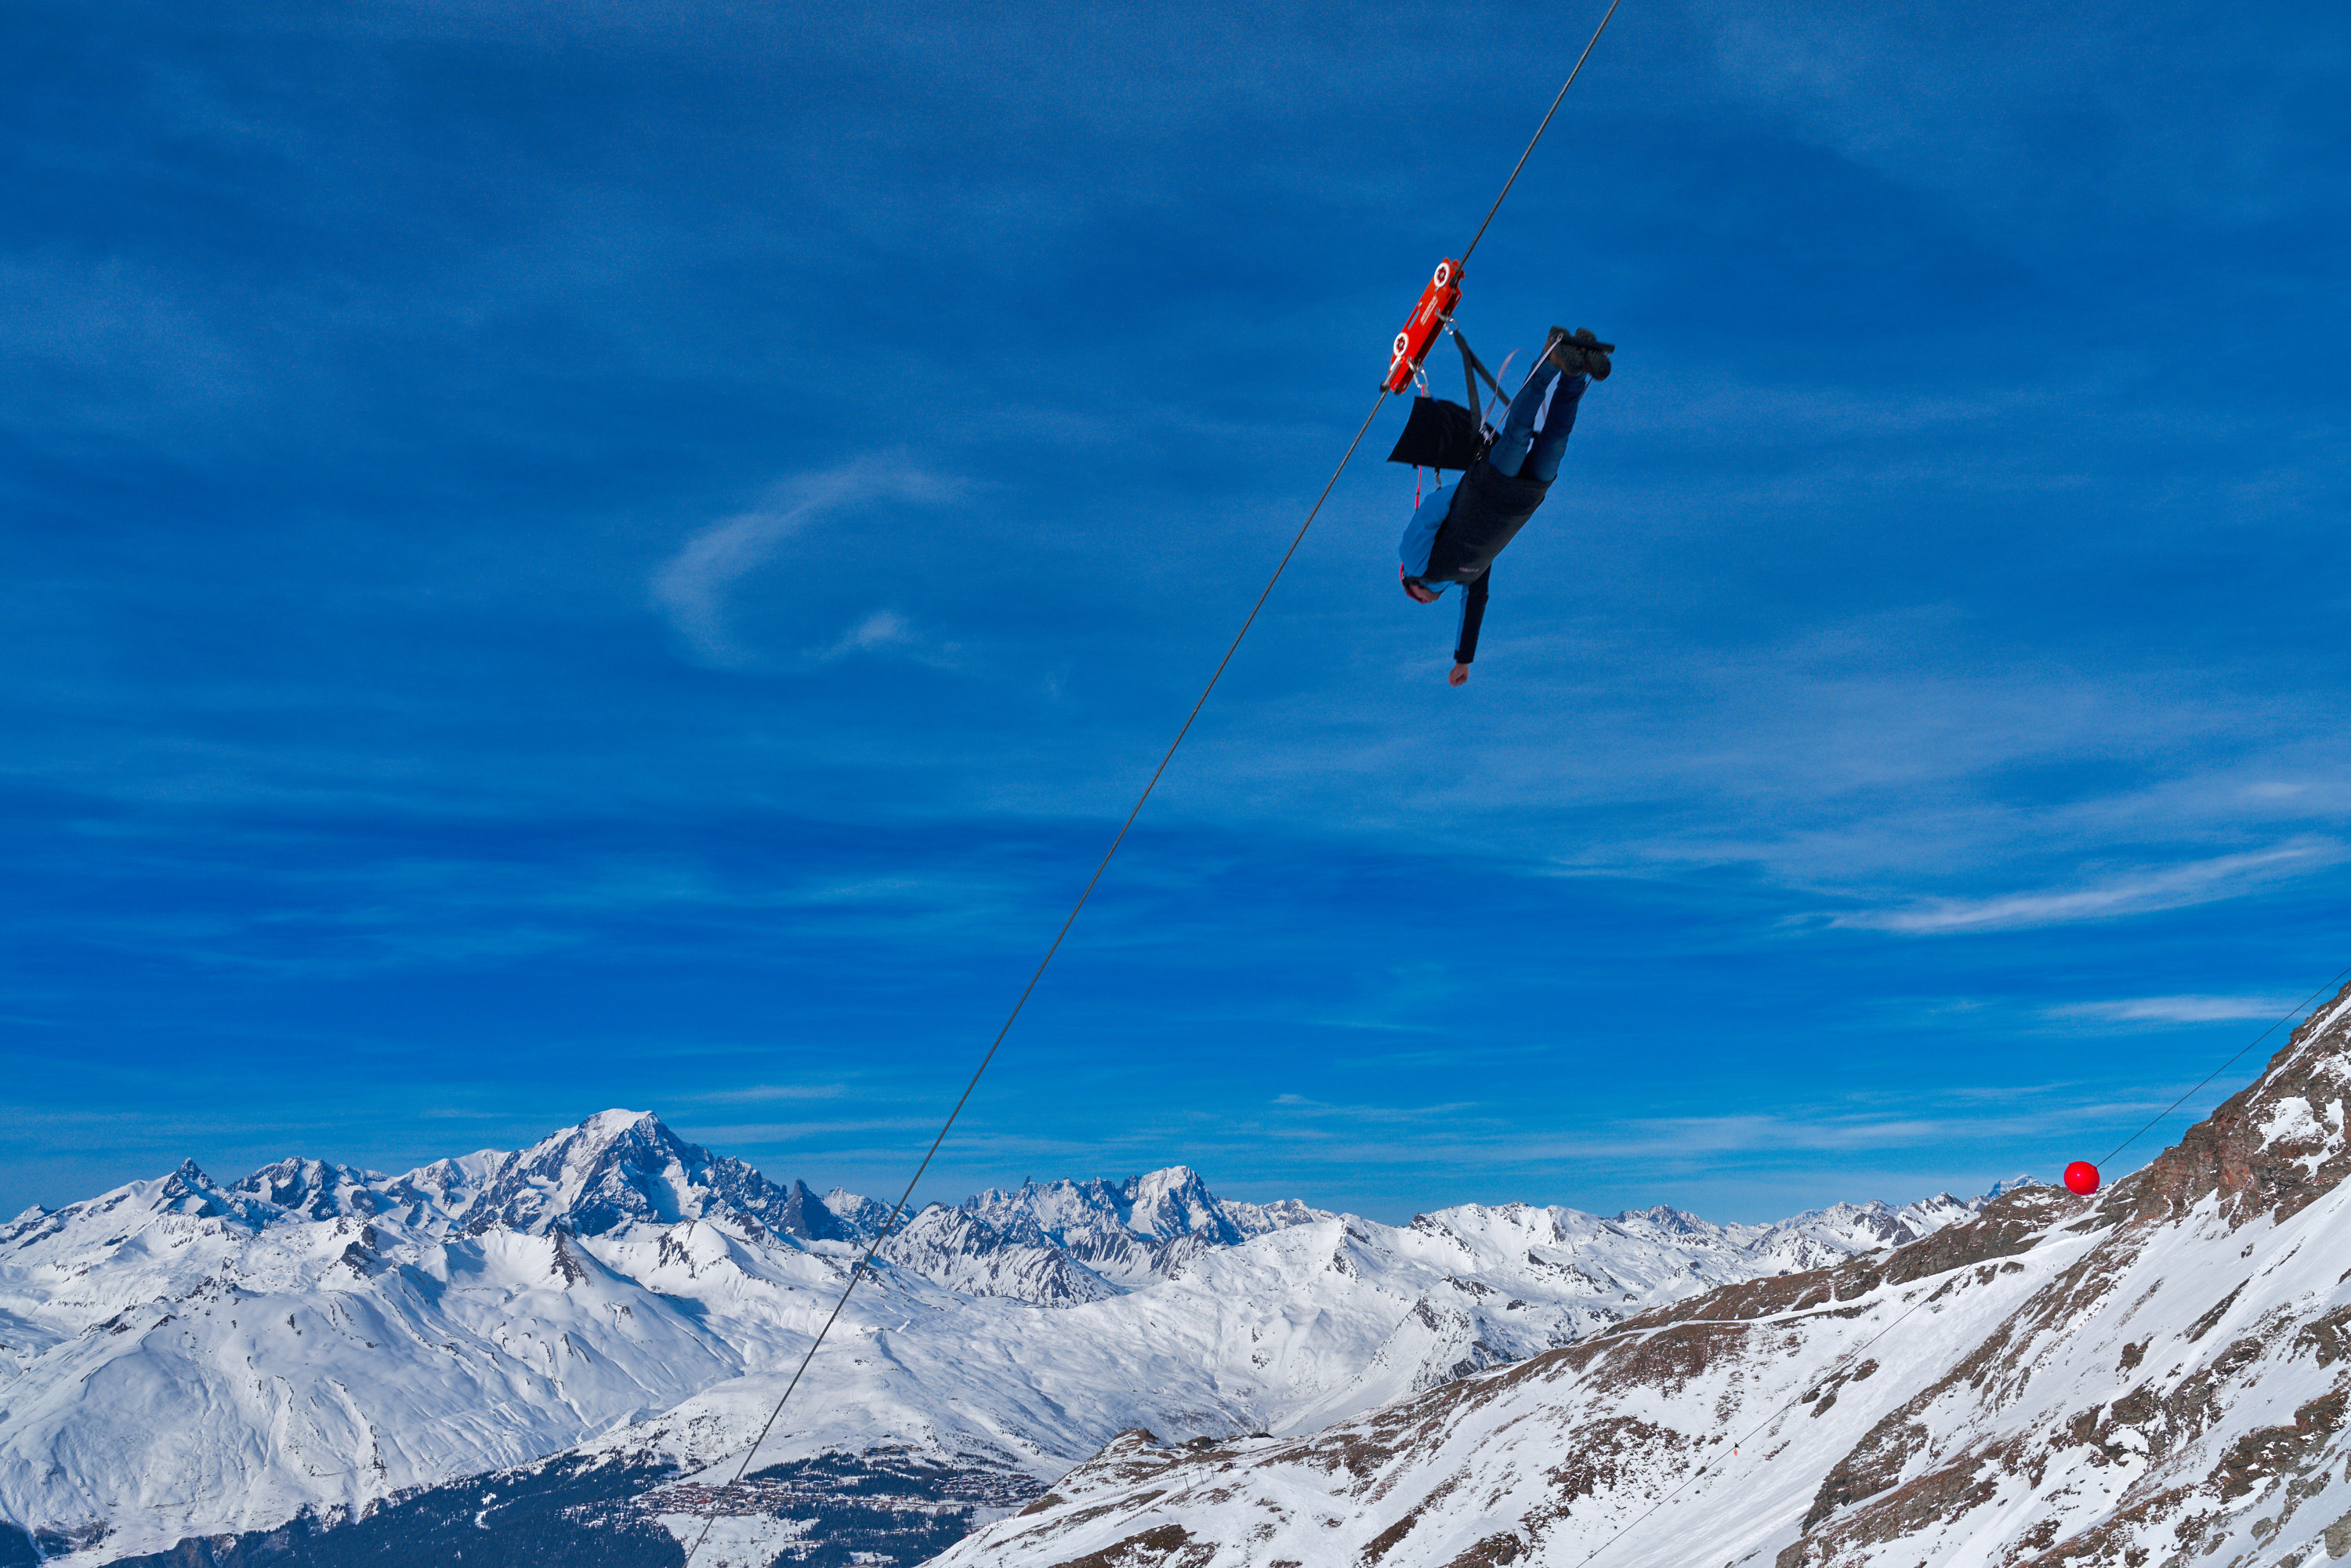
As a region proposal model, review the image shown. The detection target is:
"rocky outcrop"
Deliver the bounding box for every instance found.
[2107,987,2351,1229]
[933,982,2351,1568]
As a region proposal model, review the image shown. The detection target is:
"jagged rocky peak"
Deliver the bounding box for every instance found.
[444,1108,707,1235]
[951,1164,1330,1291]
[217,1109,837,1243]
[229,1157,392,1220]
[374,1144,508,1227]
[967,1165,1323,1244]
[35,1107,886,1254]
[878,1204,1121,1307]
[161,1158,220,1204]
[1123,1165,1233,1241]
[2113,979,2351,1228]
[147,1158,283,1229]
[768,1176,854,1242]
[820,1185,899,1239]
[16,1157,272,1239]
[444,1108,822,1239]
[1772,1198,1922,1251]
[1610,1202,1718,1238]
[1895,1190,1982,1225]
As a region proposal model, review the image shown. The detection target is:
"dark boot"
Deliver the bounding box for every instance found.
[1542,325,1585,375]
[1544,325,1615,380]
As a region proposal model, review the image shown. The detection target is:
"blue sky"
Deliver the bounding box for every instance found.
[5,0,2349,1224]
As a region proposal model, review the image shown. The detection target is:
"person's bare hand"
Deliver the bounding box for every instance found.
[1448,663,1470,687]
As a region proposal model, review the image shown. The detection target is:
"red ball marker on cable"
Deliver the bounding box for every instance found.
[2063,1161,2101,1196]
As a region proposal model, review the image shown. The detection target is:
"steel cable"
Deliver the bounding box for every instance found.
[682,5,1639,1550]
[679,389,1390,1565]
[1460,0,1627,266]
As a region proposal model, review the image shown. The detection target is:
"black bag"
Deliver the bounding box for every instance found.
[1386,397,1487,472]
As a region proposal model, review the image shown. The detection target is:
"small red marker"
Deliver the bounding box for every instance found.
[2063,1161,2100,1196]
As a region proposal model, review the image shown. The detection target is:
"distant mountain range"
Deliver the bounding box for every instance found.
[2,1106,2029,1566]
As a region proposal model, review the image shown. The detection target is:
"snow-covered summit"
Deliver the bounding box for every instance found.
[230,1157,393,1221]
[400,1107,806,1237]
[130,1110,864,1248]
[961,1165,1334,1286]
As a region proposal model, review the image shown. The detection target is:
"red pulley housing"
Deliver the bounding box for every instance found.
[1383,258,1464,393]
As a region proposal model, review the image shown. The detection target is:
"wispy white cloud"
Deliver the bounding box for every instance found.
[1831,842,2340,934]
[1563,1113,1951,1159]
[679,1083,849,1106]
[1696,0,2351,233]
[678,1117,940,1144]
[1267,1093,1477,1124]
[2045,994,2300,1024]
[814,610,915,662]
[650,461,958,669]
[806,608,960,668]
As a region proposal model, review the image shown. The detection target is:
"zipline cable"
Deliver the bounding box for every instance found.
[682,7,1636,1552]
[2092,961,2351,1170]
[679,388,1392,1566]
[1563,1273,1970,1568]
[1460,0,1626,267]
[1562,965,2351,1568]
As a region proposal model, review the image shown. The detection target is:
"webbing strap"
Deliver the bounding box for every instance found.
[1451,328,1507,407]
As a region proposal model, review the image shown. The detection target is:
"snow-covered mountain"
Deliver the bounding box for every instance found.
[0,1106,2013,1566]
[225,1107,861,1244]
[936,984,2351,1568]
[959,1168,1331,1288]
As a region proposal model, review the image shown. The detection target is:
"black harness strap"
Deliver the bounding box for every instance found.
[1450,328,1508,412]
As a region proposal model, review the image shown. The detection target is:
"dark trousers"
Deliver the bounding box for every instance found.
[1486,360,1586,483]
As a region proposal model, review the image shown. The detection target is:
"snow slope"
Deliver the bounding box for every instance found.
[936,984,2351,1568]
[1,1110,2006,1563]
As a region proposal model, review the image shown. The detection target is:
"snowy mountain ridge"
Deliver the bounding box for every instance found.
[0,1114,2018,1564]
[935,984,2351,1568]
[222,1107,876,1244]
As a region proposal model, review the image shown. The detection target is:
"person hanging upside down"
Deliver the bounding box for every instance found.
[1398,327,1610,686]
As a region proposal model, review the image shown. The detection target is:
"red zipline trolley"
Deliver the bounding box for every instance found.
[1383,257,1465,393]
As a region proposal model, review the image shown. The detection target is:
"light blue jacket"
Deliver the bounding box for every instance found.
[1397,483,1455,592]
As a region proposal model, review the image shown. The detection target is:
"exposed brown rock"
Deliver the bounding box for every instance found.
[1440,1533,1524,1566]
[2184,1282,2248,1342]
[1878,1186,2080,1285]
[1791,1447,2001,1565]
[2298,1306,2351,1368]
[2102,992,2351,1229]
[1801,1408,1933,1530]
[1046,1523,1206,1568]
[2208,1387,2349,1501]
[1587,1322,1750,1399]
[2009,1484,2198,1567]
[2324,1506,2351,1557]
[1544,1416,1686,1508]
[1360,1506,1422,1563]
